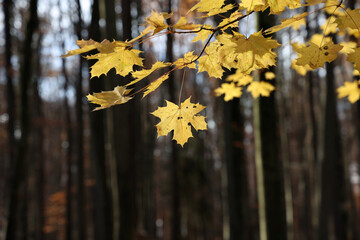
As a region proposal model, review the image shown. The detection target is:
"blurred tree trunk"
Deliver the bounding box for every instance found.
[220,1,248,239]
[62,46,74,240]
[258,11,287,240]
[102,0,120,238]
[3,0,16,237]
[166,0,181,239]
[88,1,113,239]
[117,0,138,239]
[32,33,45,240]
[318,62,347,240]
[348,0,360,236]
[253,96,268,240]
[4,0,16,167]
[74,1,86,239]
[304,13,317,240]
[6,0,38,239]
[223,98,248,240]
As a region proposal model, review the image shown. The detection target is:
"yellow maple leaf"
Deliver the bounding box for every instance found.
[337,81,360,103]
[239,0,267,12]
[126,61,171,86]
[86,45,143,78]
[265,71,275,80]
[339,41,356,55]
[87,86,133,111]
[223,31,280,73]
[335,9,360,31]
[143,74,169,98]
[325,0,344,15]
[217,11,243,30]
[152,97,207,147]
[129,11,172,43]
[189,0,224,12]
[291,59,311,76]
[309,34,331,46]
[191,25,213,43]
[145,10,172,34]
[206,4,235,16]
[320,16,338,35]
[61,39,98,57]
[347,48,360,71]
[265,13,308,34]
[198,42,224,78]
[174,51,197,69]
[173,17,202,30]
[247,81,275,98]
[295,41,342,69]
[215,82,242,101]
[61,39,121,57]
[189,0,234,16]
[267,0,301,14]
[226,70,253,86]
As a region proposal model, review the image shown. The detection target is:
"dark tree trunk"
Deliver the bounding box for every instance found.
[4,0,16,165]
[318,62,347,240]
[6,0,38,239]
[88,1,113,239]
[223,99,248,240]
[62,48,74,240]
[219,1,248,239]
[166,0,181,239]
[117,0,137,239]
[258,10,287,240]
[74,1,86,239]
[33,34,45,240]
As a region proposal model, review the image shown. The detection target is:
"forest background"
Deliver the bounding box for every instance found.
[1,0,360,239]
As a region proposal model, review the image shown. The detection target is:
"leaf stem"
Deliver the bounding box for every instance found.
[178,68,187,105]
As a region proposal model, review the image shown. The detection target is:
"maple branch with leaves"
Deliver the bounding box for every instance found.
[62,0,360,146]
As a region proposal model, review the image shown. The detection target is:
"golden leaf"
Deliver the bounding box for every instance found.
[226,70,253,86]
[220,31,280,73]
[173,17,202,30]
[61,39,119,57]
[335,9,360,31]
[152,97,207,147]
[239,0,267,12]
[291,59,311,76]
[265,13,308,34]
[189,0,234,16]
[174,51,197,69]
[191,25,213,43]
[86,46,143,78]
[247,81,275,98]
[143,74,169,98]
[126,61,171,86]
[198,42,224,78]
[339,41,356,55]
[347,48,360,71]
[337,81,360,103]
[87,86,133,111]
[265,72,276,80]
[295,41,342,69]
[215,82,242,101]
[217,11,243,30]
[267,0,301,14]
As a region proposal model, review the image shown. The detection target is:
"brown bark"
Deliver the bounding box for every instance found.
[258,10,287,240]
[6,0,38,239]
[88,1,113,239]
[74,1,86,239]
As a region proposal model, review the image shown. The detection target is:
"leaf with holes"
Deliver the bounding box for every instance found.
[152,97,207,147]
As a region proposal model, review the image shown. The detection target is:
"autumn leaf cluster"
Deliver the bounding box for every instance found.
[62,0,360,146]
